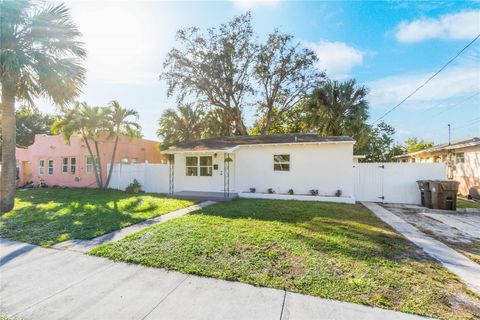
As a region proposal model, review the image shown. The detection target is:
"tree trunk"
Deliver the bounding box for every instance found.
[82,133,102,189]
[94,140,104,188]
[0,81,17,214]
[104,134,119,188]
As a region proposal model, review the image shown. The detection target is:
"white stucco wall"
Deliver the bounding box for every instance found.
[173,152,235,193]
[234,143,354,197]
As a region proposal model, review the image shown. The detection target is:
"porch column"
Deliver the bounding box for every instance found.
[223,153,230,198]
[168,154,174,195]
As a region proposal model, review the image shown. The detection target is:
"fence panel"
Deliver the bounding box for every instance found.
[107,163,170,193]
[354,163,446,204]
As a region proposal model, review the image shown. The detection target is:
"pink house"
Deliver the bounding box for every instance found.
[15,134,167,188]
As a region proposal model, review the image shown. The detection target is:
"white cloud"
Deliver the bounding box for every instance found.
[304,40,363,79]
[368,64,480,109]
[231,0,281,10]
[395,10,480,43]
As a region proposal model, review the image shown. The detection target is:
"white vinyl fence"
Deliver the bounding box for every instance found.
[108,163,170,193]
[354,163,446,204]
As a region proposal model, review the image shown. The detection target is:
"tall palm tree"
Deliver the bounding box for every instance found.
[157,104,204,148]
[0,0,86,213]
[52,102,109,188]
[104,100,141,188]
[306,79,370,147]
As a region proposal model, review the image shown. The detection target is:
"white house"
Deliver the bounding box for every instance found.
[162,134,356,203]
[394,137,480,196]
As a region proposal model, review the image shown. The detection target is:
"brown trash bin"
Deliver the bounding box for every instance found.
[430,180,460,210]
[416,180,433,208]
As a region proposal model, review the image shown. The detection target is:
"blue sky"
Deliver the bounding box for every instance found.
[40,0,480,144]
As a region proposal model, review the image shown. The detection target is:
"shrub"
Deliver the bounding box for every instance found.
[335,189,342,197]
[310,189,319,196]
[249,187,256,193]
[126,179,142,193]
[288,189,294,195]
[267,188,275,194]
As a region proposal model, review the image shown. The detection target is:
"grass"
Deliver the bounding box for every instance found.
[91,199,480,319]
[457,198,480,209]
[0,188,195,247]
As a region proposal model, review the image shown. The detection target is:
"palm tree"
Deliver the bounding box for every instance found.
[306,79,370,147]
[0,0,86,213]
[52,102,109,188]
[104,101,141,188]
[157,104,204,148]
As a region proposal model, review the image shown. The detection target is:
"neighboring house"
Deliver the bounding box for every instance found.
[16,133,167,187]
[162,134,356,203]
[394,137,480,195]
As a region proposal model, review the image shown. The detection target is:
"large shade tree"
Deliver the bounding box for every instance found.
[254,30,323,134]
[0,0,86,213]
[161,13,255,135]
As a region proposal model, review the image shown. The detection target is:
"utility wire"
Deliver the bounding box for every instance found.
[372,34,480,124]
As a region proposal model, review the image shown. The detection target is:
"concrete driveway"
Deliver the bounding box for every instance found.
[0,238,429,320]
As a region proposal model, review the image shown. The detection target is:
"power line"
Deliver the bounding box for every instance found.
[372,33,480,124]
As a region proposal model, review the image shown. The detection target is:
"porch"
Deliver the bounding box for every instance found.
[172,191,238,202]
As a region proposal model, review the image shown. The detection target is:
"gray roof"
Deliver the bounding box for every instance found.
[394,137,480,158]
[165,134,354,153]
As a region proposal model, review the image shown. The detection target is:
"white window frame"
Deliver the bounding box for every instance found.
[86,156,98,174]
[186,156,198,176]
[199,156,213,177]
[70,157,76,174]
[273,154,290,172]
[39,159,45,175]
[62,158,69,173]
[48,160,54,175]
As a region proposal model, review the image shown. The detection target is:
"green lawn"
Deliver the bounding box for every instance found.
[0,188,195,247]
[457,198,480,209]
[91,199,480,320]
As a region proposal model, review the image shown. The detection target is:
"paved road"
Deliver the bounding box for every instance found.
[362,202,480,295]
[0,238,429,320]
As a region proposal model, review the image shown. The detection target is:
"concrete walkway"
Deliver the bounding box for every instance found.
[51,201,216,252]
[0,238,429,320]
[362,202,480,295]
[421,211,480,239]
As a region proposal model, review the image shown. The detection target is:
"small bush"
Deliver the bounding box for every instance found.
[249,187,256,193]
[310,189,319,196]
[288,189,294,195]
[126,179,142,193]
[335,189,342,197]
[267,188,275,194]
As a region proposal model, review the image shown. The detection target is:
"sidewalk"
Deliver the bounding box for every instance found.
[0,238,429,320]
[362,202,480,295]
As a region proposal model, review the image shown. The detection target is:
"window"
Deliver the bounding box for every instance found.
[48,160,54,175]
[199,156,213,176]
[39,160,45,175]
[456,153,465,164]
[70,157,76,174]
[274,154,290,171]
[86,156,98,173]
[186,156,198,176]
[62,158,69,173]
